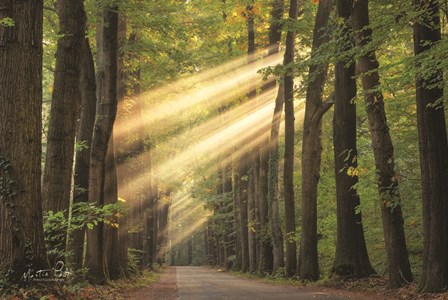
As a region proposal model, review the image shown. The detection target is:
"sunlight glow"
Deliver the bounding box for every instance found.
[114,48,283,140]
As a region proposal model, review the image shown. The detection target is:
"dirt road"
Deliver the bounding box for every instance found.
[177,266,350,300]
[126,266,390,300]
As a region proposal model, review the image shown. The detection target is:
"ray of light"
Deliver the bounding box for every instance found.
[118,96,307,198]
[114,50,283,140]
[162,214,210,258]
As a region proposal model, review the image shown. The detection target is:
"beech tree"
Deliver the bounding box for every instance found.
[0,0,49,284]
[352,0,412,287]
[86,5,119,283]
[413,0,448,292]
[331,0,374,277]
[282,0,298,278]
[298,0,334,282]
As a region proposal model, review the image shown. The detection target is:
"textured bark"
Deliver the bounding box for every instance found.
[71,38,97,270]
[42,0,87,264]
[86,6,119,283]
[260,0,284,273]
[352,0,412,288]
[115,16,129,278]
[238,152,250,273]
[42,0,86,215]
[283,0,298,278]
[233,165,242,270]
[223,159,235,270]
[268,85,285,273]
[332,0,375,278]
[248,152,257,273]
[413,0,448,293]
[298,0,333,282]
[103,134,120,279]
[0,0,49,284]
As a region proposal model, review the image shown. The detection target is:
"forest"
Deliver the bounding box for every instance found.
[1,0,448,299]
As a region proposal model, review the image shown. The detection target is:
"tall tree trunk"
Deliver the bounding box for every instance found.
[115,15,129,278]
[248,152,257,273]
[41,0,87,263]
[283,0,298,278]
[239,152,250,273]
[103,134,120,279]
[332,0,375,278]
[352,0,412,288]
[0,0,49,284]
[71,38,97,270]
[258,0,284,275]
[223,158,235,270]
[86,5,119,283]
[298,0,334,282]
[268,86,285,273]
[233,164,242,270]
[413,0,448,293]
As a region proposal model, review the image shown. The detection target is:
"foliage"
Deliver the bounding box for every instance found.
[43,202,124,263]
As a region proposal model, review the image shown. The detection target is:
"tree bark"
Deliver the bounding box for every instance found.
[103,134,120,279]
[298,0,334,282]
[248,152,257,273]
[413,0,448,293]
[332,0,375,278]
[283,0,298,278]
[352,0,412,288]
[71,38,97,270]
[41,0,87,263]
[86,5,119,283]
[268,85,285,273]
[233,163,242,270]
[258,0,284,276]
[115,15,129,278]
[0,0,49,284]
[238,152,250,273]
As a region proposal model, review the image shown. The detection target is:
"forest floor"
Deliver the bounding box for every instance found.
[3,266,448,299]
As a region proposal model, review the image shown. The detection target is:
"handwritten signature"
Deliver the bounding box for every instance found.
[21,261,73,282]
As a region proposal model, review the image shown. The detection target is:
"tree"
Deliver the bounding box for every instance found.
[0,0,49,285]
[41,0,87,261]
[71,37,97,270]
[298,0,334,282]
[103,134,120,279]
[258,0,284,275]
[42,0,86,212]
[331,0,375,277]
[86,5,119,283]
[351,0,412,287]
[283,0,298,278]
[413,0,448,292]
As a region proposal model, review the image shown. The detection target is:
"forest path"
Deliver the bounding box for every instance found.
[126,266,392,299]
[176,266,380,300]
